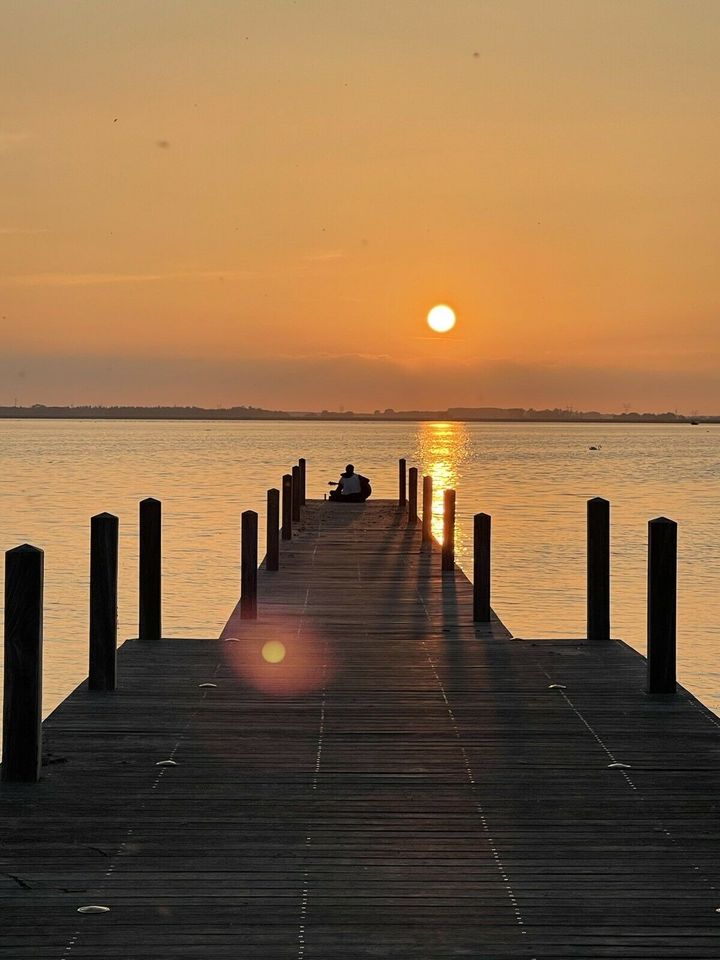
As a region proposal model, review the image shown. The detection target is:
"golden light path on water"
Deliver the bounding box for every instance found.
[416,421,471,543]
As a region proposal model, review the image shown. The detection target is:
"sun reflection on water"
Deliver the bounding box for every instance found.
[416,421,470,542]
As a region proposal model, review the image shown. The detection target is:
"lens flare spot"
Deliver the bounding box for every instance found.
[223,619,332,696]
[262,640,286,663]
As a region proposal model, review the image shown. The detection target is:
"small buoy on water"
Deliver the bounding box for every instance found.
[155,759,177,767]
[77,905,110,914]
[607,762,631,769]
[548,683,567,690]
[198,682,217,688]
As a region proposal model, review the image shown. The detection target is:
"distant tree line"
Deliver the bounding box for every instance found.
[0,405,292,420]
[0,404,712,422]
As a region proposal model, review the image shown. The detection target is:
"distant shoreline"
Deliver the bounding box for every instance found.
[0,406,715,424]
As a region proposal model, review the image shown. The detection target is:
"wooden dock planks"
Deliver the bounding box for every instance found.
[2,499,720,957]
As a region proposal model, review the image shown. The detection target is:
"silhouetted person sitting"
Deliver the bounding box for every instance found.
[329,464,372,502]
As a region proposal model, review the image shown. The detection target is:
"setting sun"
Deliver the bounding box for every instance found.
[427,305,456,333]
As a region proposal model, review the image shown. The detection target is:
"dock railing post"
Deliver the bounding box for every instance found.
[399,458,407,506]
[89,512,119,690]
[292,465,301,523]
[241,510,258,620]
[282,474,293,540]
[587,497,610,642]
[2,544,44,782]
[422,475,433,543]
[299,458,307,505]
[442,490,456,571]
[266,489,280,571]
[647,516,677,695]
[139,497,161,641]
[408,467,418,523]
[473,513,491,621]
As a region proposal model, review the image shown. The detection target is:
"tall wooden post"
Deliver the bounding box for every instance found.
[422,475,433,543]
[292,465,301,523]
[587,497,610,642]
[281,474,293,540]
[442,490,456,572]
[241,510,258,620]
[299,458,307,505]
[139,497,161,641]
[89,512,119,690]
[647,517,677,695]
[2,544,44,782]
[399,458,407,506]
[408,467,418,523]
[473,513,491,622]
[266,488,280,571]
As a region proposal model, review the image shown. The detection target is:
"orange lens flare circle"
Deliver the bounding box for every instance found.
[223,622,333,696]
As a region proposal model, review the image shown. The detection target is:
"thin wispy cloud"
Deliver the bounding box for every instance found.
[0,227,49,236]
[302,250,346,261]
[0,269,257,287]
[0,132,31,153]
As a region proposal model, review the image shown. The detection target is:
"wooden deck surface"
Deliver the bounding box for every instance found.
[3,499,720,958]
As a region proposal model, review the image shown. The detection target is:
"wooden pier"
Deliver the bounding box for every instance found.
[3,498,720,957]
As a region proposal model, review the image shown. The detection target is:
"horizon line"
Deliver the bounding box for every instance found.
[0,403,714,423]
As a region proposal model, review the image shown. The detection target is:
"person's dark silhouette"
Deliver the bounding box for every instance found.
[329,464,371,502]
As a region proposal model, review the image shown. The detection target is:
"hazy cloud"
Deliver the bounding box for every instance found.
[0,351,718,414]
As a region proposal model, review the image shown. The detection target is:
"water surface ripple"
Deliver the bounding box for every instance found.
[1,420,718,716]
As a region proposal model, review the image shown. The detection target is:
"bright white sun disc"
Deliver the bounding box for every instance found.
[427,304,456,333]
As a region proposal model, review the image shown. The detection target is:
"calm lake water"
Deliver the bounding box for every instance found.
[1,419,719,717]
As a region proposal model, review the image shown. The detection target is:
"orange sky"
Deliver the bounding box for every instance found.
[2,1,720,412]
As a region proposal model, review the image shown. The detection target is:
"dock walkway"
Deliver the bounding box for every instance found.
[3,500,720,958]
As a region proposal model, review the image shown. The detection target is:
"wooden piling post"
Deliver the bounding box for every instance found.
[241,510,258,620]
[281,474,292,540]
[399,458,407,506]
[587,497,610,642]
[2,544,44,782]
[473,513,491,621]
[442,490,456,571]
[299,458,306,505]
[292,465,301,523]
[647,517,677,695]
[408,467,418,523]
[422,476,433,543]
[139,497,161,641]
[89,512,119,690]
[266,489,280,571]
